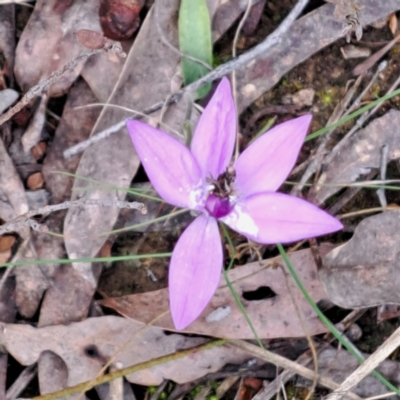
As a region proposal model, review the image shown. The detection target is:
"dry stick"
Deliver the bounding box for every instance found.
[346,61,388,115]
[293,59,387,197]
[325,70,400,168]
[376,144,389,208]
[253,310,366,400]
[232,0,253,161]
[352,35,400,76]
[291,73,364,196]
[229,340,362,400]
[0,199,146,235]
[365,393,399,400]
[6,364,37,400]
[327,325,400,400]
[28,339,226,400]
[63,0,309,159]
[0,42,125,127]
[337,205,399,219]
[327,170,377,215]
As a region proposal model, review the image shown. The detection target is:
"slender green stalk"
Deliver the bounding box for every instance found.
[0,253,172,268]
[220,224,269,355]
[306,88,400,141]
[277,243,400,395]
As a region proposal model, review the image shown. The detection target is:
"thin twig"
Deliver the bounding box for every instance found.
[63,0,309,159]
[0,199,146,235]
[0,42,126,127]
[291,73,364,196]
[232,0,253,161]
[6,364,37,400]
[324,70,400,166]
[353,35,400,76]
[229,340,362,400]
[327,325,400,400]
[376,144,389,208]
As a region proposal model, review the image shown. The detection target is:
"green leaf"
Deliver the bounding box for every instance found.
[179,0,213,98]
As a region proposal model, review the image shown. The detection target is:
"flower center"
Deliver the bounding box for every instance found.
[205,194,233,218]
[205,168,236,218]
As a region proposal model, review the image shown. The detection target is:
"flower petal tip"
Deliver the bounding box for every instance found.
[326,215,344,233]
[172,315,192,331]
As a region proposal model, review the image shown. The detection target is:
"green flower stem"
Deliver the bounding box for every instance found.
[277,243,400,395]
[306,87,400,141]
[221,224,269,356]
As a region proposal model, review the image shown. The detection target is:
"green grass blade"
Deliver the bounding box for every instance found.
[0,253,172,268]
[306,88,400,141]
[277,243,400,395]
[221,224,269,354]
[179,0,213,98]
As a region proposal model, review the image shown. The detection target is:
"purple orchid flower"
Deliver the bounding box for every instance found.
[126,77,343,330]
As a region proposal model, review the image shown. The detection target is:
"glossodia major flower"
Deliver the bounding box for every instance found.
[126,77,343,330]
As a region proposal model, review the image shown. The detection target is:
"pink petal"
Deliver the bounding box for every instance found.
[127,119,204,209]
[234,115,312,197]
[191,77,237,179]
[169,214,222,330]
[221,192,343,244]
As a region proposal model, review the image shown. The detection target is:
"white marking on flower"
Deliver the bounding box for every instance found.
[221,203,258,237]
[189,180,206,210]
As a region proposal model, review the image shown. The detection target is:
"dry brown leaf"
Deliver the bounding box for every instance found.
[14,0,101,97]
[42,80,101,204]
[0,316,251,386]
[389,12,398,35]
[0,89,18,115]
[100,246,334,339]
[308,110,400,205]
[0,4,15,83]
[0,139,45,318]
[0,235,15,252]
[236,0,400,113]
[38,80,105,394]
[0,250,11,264]
[298,347,400,398]
[75,29,108,50]
[0,275,17,399]
[0,138,29,231]
[321,210,400,309]
[242,0,267,36]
